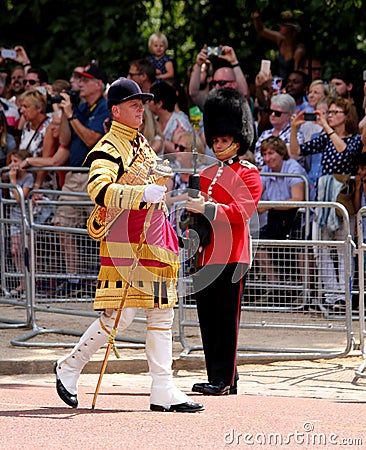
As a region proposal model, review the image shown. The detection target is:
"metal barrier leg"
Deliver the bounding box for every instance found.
[0,318,30,329]
[352,358,366,384]
[11,325,83,347]
[0,183,33,329]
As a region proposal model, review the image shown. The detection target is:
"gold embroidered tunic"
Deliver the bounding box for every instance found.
[84,121,179,310]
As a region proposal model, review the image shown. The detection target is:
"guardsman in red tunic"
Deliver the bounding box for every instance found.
[186,88,262,395]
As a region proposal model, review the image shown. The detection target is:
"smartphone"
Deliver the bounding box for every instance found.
[1,48,16,59]
[206,46,222,57]
[363,70,366,81]
[303,112,317,121]
[272,77,283,91]
[260,59,271,75]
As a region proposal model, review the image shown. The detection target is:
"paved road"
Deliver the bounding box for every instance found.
[2,304,366,448]
[1,371,366,450]
[2,354,366,450]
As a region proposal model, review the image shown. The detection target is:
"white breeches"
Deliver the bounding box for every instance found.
[56,307,190,406]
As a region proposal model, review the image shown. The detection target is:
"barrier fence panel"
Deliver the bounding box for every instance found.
[28,189,97,301]
[353,206,366,383]
[10,188,100,346]
[11,187,145,348]
[178,201,357,361]
[0,182,32,329]
[0,167,145,348]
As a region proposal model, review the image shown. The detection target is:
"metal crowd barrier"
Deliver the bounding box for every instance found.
[11,188,97,346]
[1,166,363,364]
[353,206,366,383]
[0,182,32,329]
[178,200,357,361]
[0,167,145,348]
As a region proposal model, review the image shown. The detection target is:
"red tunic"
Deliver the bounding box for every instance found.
[199,160,262,266]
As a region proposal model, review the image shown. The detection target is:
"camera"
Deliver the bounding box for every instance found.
[207,46,222,57]
[49,90,80,106]
[303,112,317,121]
[188,173,200,198]
[1,48,16,59]
[49,94,64,105]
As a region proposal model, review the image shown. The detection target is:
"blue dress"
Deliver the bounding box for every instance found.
[147,55,172,83]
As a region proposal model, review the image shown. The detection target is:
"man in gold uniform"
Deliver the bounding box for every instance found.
[54,77,204,413]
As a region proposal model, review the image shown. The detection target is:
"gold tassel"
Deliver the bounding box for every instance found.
[112,345,121,359]
[108,327,121,359]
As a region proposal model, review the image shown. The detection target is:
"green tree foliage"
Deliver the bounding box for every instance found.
[1,0,149,80]
[1,0,366,90]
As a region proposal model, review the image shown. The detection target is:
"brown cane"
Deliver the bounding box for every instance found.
[91,161,173,409]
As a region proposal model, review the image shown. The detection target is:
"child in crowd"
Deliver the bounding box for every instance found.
[147,32,175,85]
[3,149,33,297]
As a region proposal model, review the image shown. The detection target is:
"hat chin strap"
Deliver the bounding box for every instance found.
[214,142,239,160]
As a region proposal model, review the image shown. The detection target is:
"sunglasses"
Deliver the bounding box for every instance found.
[262,136,283,145]
[174,143,188,152]
[128,72,142,77]
[264,108,287,117]
[23,79,39,86]
[211,80,235,87]
[326,110,345,116]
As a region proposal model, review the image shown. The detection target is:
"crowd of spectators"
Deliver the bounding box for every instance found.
[1,14,366,310]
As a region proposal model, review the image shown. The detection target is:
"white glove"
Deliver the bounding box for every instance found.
[142,184,167,203]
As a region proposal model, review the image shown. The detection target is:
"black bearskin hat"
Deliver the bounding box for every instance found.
[203,88,254,155]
